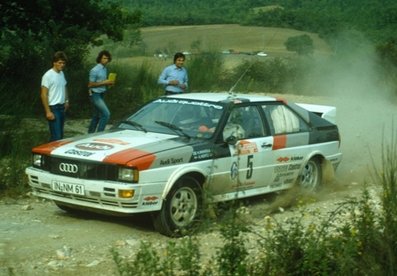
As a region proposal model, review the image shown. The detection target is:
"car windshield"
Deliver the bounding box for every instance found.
[120,98,224,138]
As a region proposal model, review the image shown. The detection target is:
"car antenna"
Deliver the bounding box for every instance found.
[228,62,253,96]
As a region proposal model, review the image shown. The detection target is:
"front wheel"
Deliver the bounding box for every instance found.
[298,157,322,191]
[152,176,203,237]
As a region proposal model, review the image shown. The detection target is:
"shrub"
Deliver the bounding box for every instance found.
[112,148,397,275]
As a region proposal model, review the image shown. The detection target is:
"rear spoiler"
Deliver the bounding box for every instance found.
[296,103,337,124]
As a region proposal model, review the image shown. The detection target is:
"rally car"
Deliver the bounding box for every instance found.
[26,92,342,236]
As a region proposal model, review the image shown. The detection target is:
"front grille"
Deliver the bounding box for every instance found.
[43,157,118,181]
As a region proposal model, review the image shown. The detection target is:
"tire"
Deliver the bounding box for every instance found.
[152,176,203,237]
[298,157,322,191]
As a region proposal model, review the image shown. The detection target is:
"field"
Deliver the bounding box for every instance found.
[141,24,331,55]
[109,24,332,69]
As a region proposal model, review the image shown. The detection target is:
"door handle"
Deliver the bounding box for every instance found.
[261,142,272,148]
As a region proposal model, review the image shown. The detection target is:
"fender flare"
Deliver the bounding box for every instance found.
[161,165,208,199]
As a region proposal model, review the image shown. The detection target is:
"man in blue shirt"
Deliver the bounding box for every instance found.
[87,50,115,133]
[158,52,188,95]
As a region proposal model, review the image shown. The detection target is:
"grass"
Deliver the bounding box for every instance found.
[140,24,332,55]
[112,157,397,275]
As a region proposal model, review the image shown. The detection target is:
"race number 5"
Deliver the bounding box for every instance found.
[246,155,253,179]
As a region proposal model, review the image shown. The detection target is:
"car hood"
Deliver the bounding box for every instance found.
[32,129,203,167]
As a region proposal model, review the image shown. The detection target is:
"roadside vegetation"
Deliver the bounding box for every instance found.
[112,141,397,275]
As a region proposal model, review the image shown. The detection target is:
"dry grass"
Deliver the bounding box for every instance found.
[141,24,331,55]
[108,24,332,72]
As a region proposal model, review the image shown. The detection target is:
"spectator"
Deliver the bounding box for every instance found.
[158,52,188,95]
[40,51,69,141]
[87,50,115,133]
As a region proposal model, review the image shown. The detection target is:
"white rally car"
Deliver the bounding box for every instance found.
[26,93,342,236]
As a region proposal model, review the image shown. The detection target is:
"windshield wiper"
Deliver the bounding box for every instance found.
[119,120,147,133]
[155,120,190,139]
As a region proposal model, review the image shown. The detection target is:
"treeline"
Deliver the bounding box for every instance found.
[122,0,397,43]
[249,0,397,43]
[121,0,397,68]
[120,0,252,25]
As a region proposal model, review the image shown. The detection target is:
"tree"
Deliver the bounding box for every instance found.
[284,34,314,55]
[0,0,141,115]
[0,0,141,74]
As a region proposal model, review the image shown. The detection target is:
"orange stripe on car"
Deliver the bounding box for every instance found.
[273,135,287,150]
[32,140,73,155]
[103,148,155,171]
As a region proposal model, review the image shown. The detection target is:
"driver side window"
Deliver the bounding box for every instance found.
[223,106,264,140]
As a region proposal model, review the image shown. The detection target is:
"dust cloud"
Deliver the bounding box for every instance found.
[302,33,397,186]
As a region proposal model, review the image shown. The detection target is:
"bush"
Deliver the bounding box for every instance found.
[0,124,48,196]
[112,137,397,275]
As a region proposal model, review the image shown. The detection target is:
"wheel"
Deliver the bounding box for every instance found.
[298,157,322,191]
[152,176,203,237]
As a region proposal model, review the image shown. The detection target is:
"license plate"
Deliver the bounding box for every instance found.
[52,181,85,195]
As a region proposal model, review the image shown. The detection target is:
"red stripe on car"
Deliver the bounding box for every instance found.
[103,148,155,171]
[273,135,287,150]
[32,140,73,155]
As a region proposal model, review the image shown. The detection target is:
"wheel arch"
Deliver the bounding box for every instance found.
[299,152,335,186]
[161,167,207,200]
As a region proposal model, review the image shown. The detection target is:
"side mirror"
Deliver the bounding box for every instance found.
[225,135,238,145]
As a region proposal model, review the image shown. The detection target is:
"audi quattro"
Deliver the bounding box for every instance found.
[26,92,342,236]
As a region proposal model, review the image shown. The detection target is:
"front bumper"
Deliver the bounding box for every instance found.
[25,167,164,214]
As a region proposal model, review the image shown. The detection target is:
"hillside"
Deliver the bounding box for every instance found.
[140,24,331,57]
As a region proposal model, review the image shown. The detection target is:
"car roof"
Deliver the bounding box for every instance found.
[165,92,278,103]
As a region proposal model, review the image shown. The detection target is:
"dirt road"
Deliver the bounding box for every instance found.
[0,180,371,276]
[1,91,390,275]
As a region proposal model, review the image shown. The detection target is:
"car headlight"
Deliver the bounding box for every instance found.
[33,154,43,168]
[118,167,139,183]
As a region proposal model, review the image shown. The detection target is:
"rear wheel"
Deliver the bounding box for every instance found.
[152,176,203,237]
[298,157,322,191]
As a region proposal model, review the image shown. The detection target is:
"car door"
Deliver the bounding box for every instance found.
[207,105,274,200]
[261,103,311,189]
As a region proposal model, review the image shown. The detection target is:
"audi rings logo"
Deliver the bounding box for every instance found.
[59,163,78,173]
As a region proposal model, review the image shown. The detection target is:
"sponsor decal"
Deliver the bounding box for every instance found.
[273,172,294,182]
[144,196,159,201]
[142,195,159,206]
[192,149,212,160]
[238,141,258,155]
[277,156,290,162]
[160,157,184,166]
[76,142,114,151]
[288,164,301,170]
[94,138,129,145]
[291,156,303,161]
[274,165,288,173]
[230,162,238,179]
[154,98,223,110]
[65,149,94,157]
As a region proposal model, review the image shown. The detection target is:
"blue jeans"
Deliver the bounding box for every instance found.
[48,104,65,141]
[88,92,110,133]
